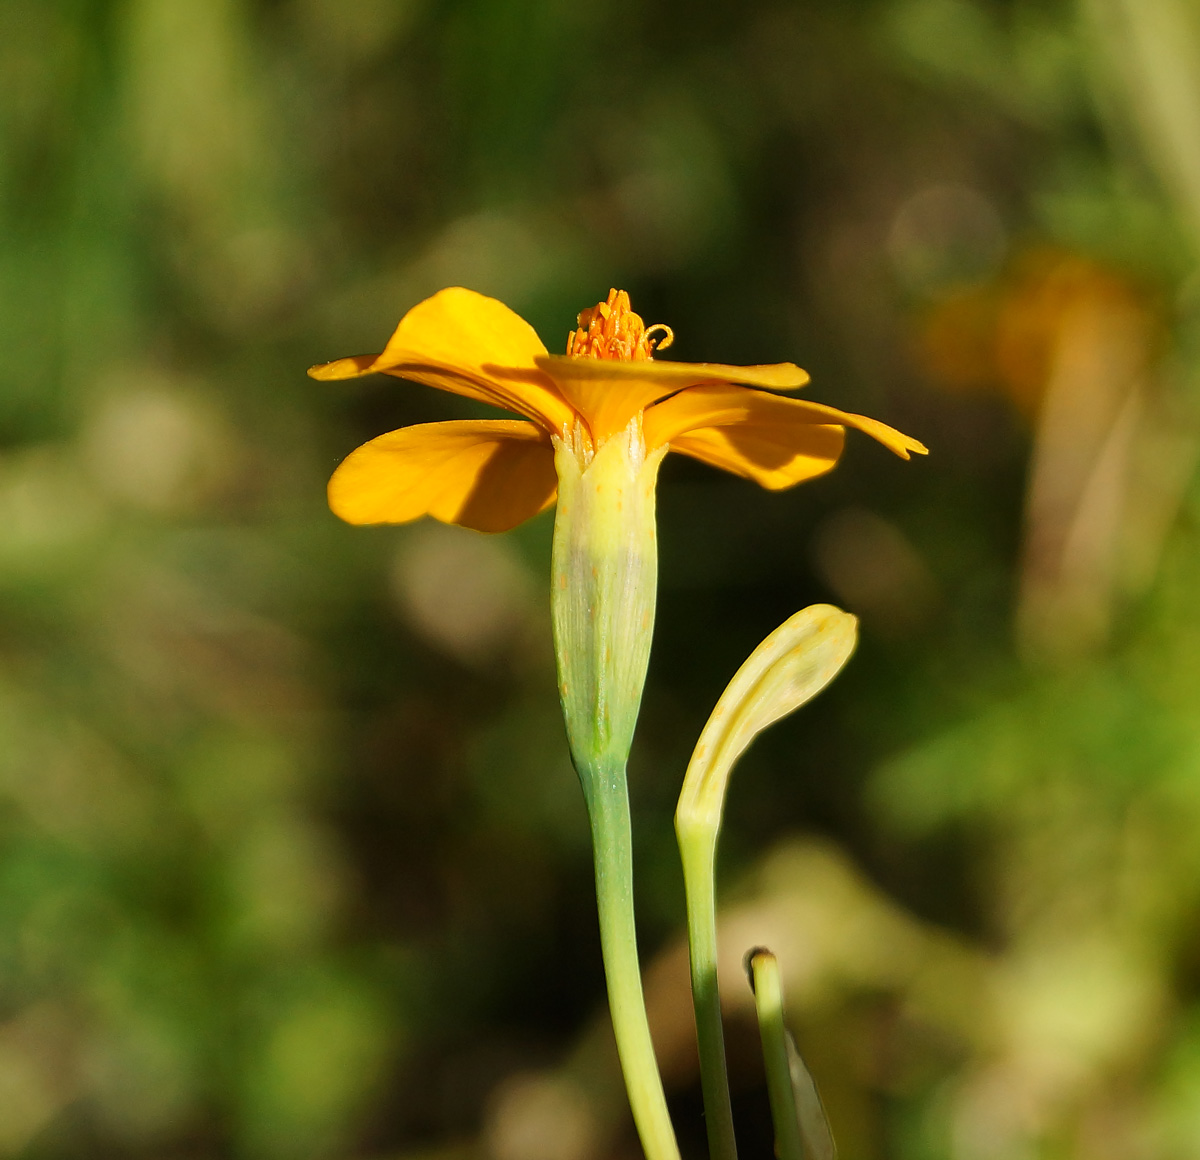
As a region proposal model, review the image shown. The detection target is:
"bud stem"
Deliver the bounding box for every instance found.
[748,950,804,1160]
[678,821,739,1160]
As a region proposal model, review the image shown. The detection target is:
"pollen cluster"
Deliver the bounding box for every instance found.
[566,289,674,361]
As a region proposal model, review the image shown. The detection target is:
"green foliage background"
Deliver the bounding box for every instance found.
[4,0,1200,1157]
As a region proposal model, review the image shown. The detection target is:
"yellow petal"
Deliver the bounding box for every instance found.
[670,423,846,489]
[644,383,928,459]
[328,419,557,533]
[535,356,809,442]
[310,288,576,434]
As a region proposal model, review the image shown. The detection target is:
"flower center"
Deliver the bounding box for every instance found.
[566,289,674,361]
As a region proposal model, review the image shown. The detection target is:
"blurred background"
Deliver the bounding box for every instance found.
[5,0,1200,1157]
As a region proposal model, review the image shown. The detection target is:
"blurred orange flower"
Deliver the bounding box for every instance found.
[311,287,927,532]
[920,250,1162,418]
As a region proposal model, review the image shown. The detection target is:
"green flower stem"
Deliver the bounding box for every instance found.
[583,755,680,1160]
[749,949,804,1160]
[677,822,739,1160]
[550,418,678,1160]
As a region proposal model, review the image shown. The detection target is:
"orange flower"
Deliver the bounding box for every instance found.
[313,286,925,1160]
[311,287,926,533]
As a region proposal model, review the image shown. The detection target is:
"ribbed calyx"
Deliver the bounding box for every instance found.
[550,415,665,780]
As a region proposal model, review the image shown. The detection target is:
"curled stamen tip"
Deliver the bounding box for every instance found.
[645,323,674,353]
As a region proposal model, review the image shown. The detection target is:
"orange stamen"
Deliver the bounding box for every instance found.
[566,289,674,361]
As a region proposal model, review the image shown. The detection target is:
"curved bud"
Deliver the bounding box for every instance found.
[676,603,857,837]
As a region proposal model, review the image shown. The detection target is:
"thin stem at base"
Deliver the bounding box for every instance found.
[749,949,804,1160]
[586,760,680,1160]
[678,825,739,1160]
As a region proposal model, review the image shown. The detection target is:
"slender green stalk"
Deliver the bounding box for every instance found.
[583,756,680,1160]
[749,949,804,1160]
[550,419,679,1160]
[677,822,738,1160]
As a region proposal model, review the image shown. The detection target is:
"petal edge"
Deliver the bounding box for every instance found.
[645,384,927,459]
